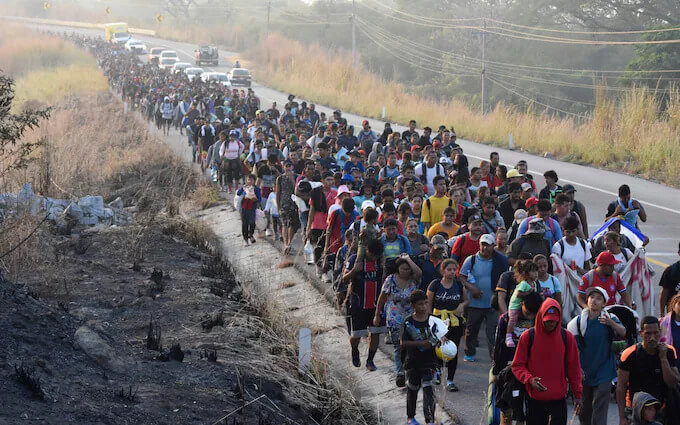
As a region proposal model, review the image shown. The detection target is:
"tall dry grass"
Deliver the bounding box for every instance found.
[13,64,108,110]
[247,34,680,186]
[0,26,96,77]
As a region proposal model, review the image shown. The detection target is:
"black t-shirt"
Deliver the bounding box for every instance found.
[401,314,437,370]
[619,343,678,405]
[495,270,517,299]
[659,262,680,295]
[427,278,463,311]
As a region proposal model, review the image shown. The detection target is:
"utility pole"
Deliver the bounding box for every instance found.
[481,18,487,116]
[266,0,271,35]
[351,0,356,69]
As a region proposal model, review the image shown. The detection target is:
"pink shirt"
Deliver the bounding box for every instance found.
[310,188,337,230]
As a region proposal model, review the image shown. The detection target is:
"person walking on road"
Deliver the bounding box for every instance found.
[427,258,468,391]
[511,299,583,425]
[567,287,626,425]
[459,233,509,362]
[375,255,422,387]
[400,289,438,425]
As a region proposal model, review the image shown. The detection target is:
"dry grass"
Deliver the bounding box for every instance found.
[0,26,96,77]
[247,33,680,186]
[13,64,108,110]
[192,182,222,210]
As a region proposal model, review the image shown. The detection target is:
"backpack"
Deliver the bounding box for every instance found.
[421,163,443,185]
[557,238,586,257]
[514,236,551,258]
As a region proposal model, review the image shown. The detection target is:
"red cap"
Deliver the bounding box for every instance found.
[433,141,442,148]
[543,306,560,323]
[361,119,369,126]
[596,251,621,266]
[357,149,366,156]
[410,145,420,152]
[525,196,539,208]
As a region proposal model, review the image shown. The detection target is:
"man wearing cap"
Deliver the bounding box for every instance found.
[306,125,326,151]
[562,184,589,239]
[512,299,583,425]
[567,287,625,425]
[343,150,365,175]
[357,120,377,151]
[459,233,509,361]
[618,316,680,425]
[517,199,563,246]
[499,182,523,230]
[497,168,524,197]
[578,251,632,308]
[508,217,551,266]
[538,170,562,203]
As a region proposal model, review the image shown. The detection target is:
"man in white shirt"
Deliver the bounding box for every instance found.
[552,216,591,275]
[414,151,446,195]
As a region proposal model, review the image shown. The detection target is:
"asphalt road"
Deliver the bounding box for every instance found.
[26,22,670,424]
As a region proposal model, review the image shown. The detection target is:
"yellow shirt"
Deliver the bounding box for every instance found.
[427,221,460,239]
[420,195,453,226]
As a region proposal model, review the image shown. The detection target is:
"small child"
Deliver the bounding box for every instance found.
[263,191,281,241]
[400,290,438,425]
[632,392,662,425]
[236,174,261,247]
[351,207,381,266]
[506,260,540,347]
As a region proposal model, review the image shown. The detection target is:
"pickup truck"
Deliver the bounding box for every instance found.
[195,45,218,66]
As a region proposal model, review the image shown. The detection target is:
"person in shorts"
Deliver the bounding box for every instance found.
[343,239,387,371]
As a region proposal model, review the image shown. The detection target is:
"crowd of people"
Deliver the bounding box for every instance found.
[64,32,680,425]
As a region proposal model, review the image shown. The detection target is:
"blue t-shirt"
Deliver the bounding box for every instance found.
[580,316,619,386]
[460,254,493,309]
[538,275,561,299]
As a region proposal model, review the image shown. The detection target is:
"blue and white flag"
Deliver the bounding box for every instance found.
[590,217,647,248]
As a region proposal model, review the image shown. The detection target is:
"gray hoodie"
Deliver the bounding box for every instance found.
[632,391,662,425]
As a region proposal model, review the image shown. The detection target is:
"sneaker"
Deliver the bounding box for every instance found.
[463,355,476,362]
[406,418,420,425]
[265,229,273,237]
[446,381,459,392]
[243,240,250,247]
[365,360,377,372]
[249,237,256,244]
[396,373,406,388]
[351,348,360,368]
[433,369,441,385]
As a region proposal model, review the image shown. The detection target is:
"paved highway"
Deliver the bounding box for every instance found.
[29,22,678,424]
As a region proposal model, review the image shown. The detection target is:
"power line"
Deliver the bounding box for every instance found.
[359,0,680,45]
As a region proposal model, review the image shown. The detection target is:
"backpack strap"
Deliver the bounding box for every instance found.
[559,239,565,257]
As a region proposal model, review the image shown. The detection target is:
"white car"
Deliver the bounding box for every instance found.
[125,39,147,54]
[201,72,232,88]
[184,67,204,81]
[160,50,179,62]
[159,57,178,70]
[172,62,192,74]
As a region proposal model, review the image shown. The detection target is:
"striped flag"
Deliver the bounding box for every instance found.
[589,217,647,248]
